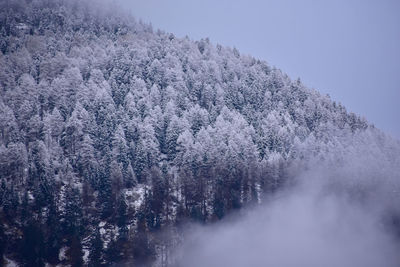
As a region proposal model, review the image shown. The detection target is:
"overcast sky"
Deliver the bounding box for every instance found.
[117,0,400,138]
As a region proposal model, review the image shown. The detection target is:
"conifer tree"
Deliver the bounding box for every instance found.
[88,227,103,267]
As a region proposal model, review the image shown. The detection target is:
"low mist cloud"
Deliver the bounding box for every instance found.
[175,137,400,267]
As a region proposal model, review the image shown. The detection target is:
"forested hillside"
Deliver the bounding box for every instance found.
[0,0,398,266]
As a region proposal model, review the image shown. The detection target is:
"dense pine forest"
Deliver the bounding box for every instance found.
[1,0,400,266]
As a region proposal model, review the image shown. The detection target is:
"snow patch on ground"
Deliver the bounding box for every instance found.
[4,256,18,267]
[16,23,29,31]
[27,191,34,201]
[98,222,119,249]
[83,248,89,263]
[58,246,67,262]
[124,184,147,210]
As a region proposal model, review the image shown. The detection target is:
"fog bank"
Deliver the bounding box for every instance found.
[175,135,400,267]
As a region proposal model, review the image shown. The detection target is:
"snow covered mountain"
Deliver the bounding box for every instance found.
[0,0,399,266]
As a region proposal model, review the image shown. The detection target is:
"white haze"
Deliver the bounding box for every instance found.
[175,132,400,267]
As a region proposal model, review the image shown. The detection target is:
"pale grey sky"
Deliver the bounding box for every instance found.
[117,0,400,138]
